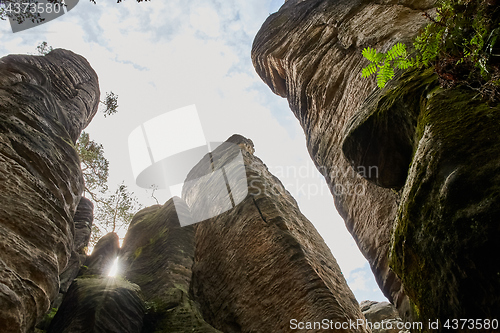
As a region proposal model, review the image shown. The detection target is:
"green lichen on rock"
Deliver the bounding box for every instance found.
[389,78,500,326]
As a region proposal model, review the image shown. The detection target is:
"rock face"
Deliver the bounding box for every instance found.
[386,73,500,323]
[0,49,99,332]
[360,301,407,333]
[81,232,120,277]
[252,0,500,327]
[252,0,433,318]
[47,277,145,333]
[120,201,221,333]
[184,135,368,332]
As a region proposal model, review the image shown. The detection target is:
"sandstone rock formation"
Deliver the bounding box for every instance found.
[120,201,221,333]
[184,135,368,332]
[360,301,408,333]
[252,0,500,327]
[51,197,94,310]
[47,277,145,333]
[252,0,433,318]
[80,232,120,277]
[0,49,99,332]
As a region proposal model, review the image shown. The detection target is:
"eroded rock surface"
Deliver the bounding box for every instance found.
[52,197,94,310]
[252,0,433,318]
[253,0,500,326]
[47,277,144,333]
[81,232,120,277]
[120,201,221,333]
[184,134,368,332]
[0,49,99,332]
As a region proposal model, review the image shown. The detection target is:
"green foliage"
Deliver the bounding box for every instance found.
[0,0,56,24]
[101,91,119,117]
[77,131,109,196]
[92,183,140,245]
[361,43,413,88]
[36,41,53,56]
[413,0,498,76]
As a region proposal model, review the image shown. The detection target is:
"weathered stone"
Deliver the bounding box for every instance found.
[81,232,120,277]
[252,0,433,319]
[47,277,144,333]
[51,197,94,310]
[0,49,99,332]
[73,197,94,254]
[185,134,368,332]
[342,69,439,189]
[120,201,221,333]
[389,84,500,325]
[360,300,407,333]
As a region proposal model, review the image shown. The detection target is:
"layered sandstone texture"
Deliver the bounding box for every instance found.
[184,135,368,332]
[0,50,100,332]
[252,0,433,317]
[51,197,94,310]
[252,0,500,328]
[120,200,221,333]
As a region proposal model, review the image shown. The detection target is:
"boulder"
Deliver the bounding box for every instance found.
[81,232,120,277]
[47,277,144,333]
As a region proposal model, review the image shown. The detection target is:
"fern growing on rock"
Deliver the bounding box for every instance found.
[361,42,413,88]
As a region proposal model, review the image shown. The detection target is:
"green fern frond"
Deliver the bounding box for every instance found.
[377,64,395,88]
[362,47,383,63]
[386,43,407,61]
[361,63,377,78]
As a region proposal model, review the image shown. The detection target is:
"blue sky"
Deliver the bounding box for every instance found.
[0,0,387,303]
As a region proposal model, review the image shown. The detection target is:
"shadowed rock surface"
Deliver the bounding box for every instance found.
[51,197,94,310]
[184,134,368,333]
[0,49,99,332]
[47,277,145,333]
[120,200,221,333]
[252,0,500,328]
[251,0,433,318]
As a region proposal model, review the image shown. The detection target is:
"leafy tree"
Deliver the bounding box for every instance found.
[102,91,119,117]
[90,183,140,246]
[77,131,109,199]
[76,131,141,248]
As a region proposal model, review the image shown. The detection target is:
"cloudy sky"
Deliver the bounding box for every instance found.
[0,0,386,302]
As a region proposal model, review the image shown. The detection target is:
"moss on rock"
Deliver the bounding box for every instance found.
[389,80,500,327]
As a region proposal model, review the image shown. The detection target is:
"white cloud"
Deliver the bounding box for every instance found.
[190,6,221,38]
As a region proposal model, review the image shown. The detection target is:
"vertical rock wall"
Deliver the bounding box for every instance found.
[0,49,99,332]
[251,0,433,318]
[184,135,368,332]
